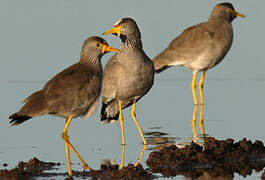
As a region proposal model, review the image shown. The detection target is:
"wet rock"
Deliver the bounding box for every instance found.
[146,137,265,178]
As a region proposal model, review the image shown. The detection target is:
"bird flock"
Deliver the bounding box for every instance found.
[9,2,244,177]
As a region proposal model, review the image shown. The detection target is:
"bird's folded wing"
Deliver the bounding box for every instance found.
[42,63,101,112]
[154,22,215,66]
[102,56,126,104]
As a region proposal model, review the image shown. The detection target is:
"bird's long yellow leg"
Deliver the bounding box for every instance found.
[119,101,125,145]
[199,104,205,136]
[199,71,206,105]
[62,116,72,135]
[62,116,72,177]
[61,116,93,175]
[120,144,125,169]
[191,71,198,105]
[135,144,147,166]
[63,136,93,171]
[131,99,147,145]
[192,105,198,143]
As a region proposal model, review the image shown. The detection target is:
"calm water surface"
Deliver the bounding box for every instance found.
[1,0,265,179]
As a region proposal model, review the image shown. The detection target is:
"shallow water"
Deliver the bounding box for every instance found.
[1,0,265,179]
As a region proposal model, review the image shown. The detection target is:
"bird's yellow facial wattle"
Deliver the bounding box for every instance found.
[100,43,120,54]
[103,25,122,37]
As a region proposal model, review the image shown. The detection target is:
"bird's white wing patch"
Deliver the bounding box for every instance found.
[114,19,122,26]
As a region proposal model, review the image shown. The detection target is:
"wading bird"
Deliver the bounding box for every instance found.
[9,36,119,177]
[153,3,245,105]
[101,18,154,145]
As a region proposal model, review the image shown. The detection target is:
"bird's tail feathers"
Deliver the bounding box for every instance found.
[100,101,119,124]
[153,54,173,73]
[154,65,171,73]
[9,90,45,126]
[9,113,32,126]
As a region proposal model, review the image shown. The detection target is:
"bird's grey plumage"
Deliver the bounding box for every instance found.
[9,36,115,125]
[101,18,154,123]
[153,2,242,73]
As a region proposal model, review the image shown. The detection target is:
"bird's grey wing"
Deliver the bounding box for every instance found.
[101,55,125,104]
[153,22,215,71]
[101,55,126,123]
[43,63,101,116]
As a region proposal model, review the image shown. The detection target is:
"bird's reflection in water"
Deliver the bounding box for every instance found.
[135,144,147,166]
[186,171,233,180]
[120,144,125,169]
[199,104,206,136]
[100,159,119,170]
[102,144,147,170]
[144,128,177,150]
[62,133,93,173]
[61,104,208,172]
[191,104,207,143]
[63,136,147,172]
[144,104,208,151]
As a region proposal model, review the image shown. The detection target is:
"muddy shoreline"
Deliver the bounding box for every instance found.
[1,137,265,179]
[147,137,265,178]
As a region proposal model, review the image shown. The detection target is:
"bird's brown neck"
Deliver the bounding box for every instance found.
[208,12,232,24]
[80,55,102,69]
[208,17,233,34]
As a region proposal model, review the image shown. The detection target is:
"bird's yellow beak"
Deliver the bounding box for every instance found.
[226,8,245,18]
[103,25,122,37]
[234,11,245,18]
[101,43,120,54]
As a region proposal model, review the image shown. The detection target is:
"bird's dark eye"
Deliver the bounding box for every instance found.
[96,43,100,47]
[226,8,232,13]
[122,24,127,29]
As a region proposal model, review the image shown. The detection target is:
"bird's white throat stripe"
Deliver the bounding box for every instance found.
[114,19,122,26]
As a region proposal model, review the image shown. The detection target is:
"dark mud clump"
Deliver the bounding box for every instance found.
[0,164,31,180]
[67,163,154,180]
[146,137,265,179]
[87,163,153,180]
[23,157,60,174]
[0,158,153,180]
[0,157,60,180]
